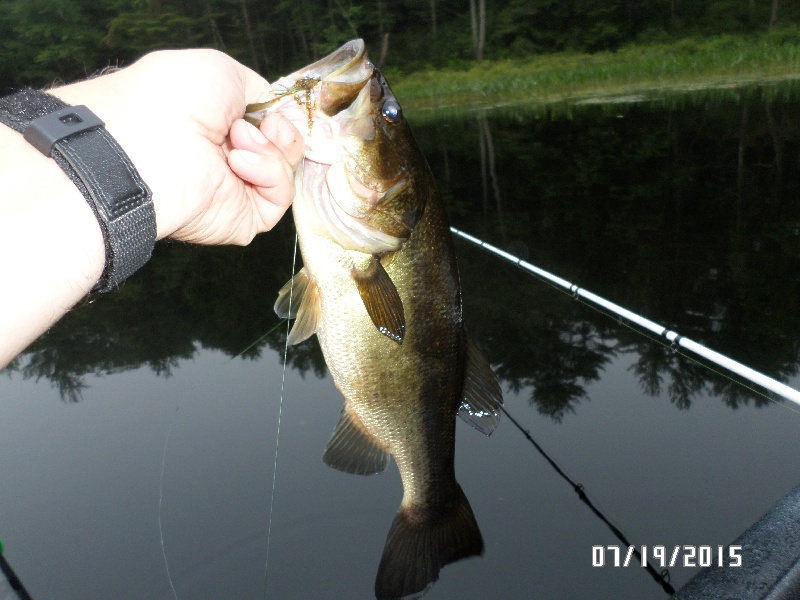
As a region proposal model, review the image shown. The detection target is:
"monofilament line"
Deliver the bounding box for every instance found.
[263,233,299,599]
[158,420,178,600]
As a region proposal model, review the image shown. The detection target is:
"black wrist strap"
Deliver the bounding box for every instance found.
[0,88,156,292]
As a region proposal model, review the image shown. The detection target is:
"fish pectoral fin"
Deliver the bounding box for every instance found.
[273,267,320,345]
[458,337,504,435]
[323,404,390,475]
[274,268,308,319]
[351,256,405,344]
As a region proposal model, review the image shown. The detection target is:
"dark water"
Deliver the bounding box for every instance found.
[3,85,800,600]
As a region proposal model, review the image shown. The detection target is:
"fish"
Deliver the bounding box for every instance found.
[245,39,503,600]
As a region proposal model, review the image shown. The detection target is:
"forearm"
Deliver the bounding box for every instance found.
[0,123,105,367]
[0,49,302,370]
[0,69,193,368]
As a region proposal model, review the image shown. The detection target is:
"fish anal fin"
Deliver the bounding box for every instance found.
[458,337,504,435]
[352,256,405,344]
[375,484,483,600]
[323,404,390,475]
[273,267,321,345]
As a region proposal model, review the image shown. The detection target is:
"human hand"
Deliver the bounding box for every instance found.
[51,49,304,245]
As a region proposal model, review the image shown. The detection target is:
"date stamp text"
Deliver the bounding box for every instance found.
[592,545,742,569]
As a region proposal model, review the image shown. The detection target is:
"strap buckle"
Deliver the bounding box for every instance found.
[23,105,104,156]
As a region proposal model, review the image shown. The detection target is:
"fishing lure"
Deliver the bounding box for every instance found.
[252,76,321,135]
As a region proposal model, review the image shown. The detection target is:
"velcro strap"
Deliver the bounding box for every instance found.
[0,89,156,292]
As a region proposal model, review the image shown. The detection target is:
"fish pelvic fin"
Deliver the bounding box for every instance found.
[351,256,405,344]
[323,403,390,475]
[458,337,504,435]
[375,484,483,600]
[273,267,320,345]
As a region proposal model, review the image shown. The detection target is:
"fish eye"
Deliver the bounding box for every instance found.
[381,100,402,124]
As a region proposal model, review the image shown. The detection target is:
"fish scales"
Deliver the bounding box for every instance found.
[245,39,502,600]
[319,188,464,510]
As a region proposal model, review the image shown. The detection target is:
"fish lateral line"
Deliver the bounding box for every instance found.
[261,39,505,600]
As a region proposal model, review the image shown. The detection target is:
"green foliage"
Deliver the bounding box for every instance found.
[2,0,799,419]
[388,31,800,116]
[1,0,798,91]
[492,0,627,55]
[0,0,112,87]
[104,10,210,53]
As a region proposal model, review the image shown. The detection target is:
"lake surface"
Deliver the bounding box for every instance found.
[3,84,800,599]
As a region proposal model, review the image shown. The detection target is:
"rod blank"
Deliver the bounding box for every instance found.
[451,227,800,406]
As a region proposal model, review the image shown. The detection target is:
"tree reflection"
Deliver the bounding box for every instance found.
[3,223,328,400]
[4,86,800,416]
[436,84,800,412]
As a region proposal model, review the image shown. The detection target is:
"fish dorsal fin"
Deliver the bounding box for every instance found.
[351,256,405,344]
[273,267,320,345]
[323,404,390,475]
[458,337,503,435]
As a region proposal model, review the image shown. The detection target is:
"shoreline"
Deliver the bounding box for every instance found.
[385,32,800,116]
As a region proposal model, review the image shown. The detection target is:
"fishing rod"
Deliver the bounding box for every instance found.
[0,539,34,600]
[451,227,800,407]
[500,406,676,595]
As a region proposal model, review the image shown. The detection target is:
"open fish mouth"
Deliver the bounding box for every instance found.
[245,39,373,125]
[245,39,414,254]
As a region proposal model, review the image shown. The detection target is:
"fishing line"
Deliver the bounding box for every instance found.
[500,405,676,595]
[0,539,34,600]
[158,418,179,600]
[230,320,287,362]
[153,252,297,600]
[452,226,800,595]
[263,232,299,599]
[451,227,800,410]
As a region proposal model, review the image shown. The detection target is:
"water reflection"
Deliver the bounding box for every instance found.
[4,84,800,600]
[3,228,326,401]
[6,83,800,414]
[428,83,800,413]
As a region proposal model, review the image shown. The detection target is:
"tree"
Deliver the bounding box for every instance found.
[1,0,112,87]
[770,0,781,30]
[469,0,486,60]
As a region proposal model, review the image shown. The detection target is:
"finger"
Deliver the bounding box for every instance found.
[229,148,295,207]
[259,113,304,170]
[229,119,270,154]
[253,190,294,231]
[230,115,304,171]
[241,65,274,107]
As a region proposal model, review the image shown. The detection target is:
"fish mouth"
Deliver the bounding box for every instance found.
[245,39,373,124]
[244,40,415,255]
[314,39,374,116]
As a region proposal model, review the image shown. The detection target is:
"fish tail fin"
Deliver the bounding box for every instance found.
[375,484,483,600]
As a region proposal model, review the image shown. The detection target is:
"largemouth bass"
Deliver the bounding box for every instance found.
[246,39,503,600]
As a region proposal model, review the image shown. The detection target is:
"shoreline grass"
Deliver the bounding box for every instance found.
[385,31,800,116]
